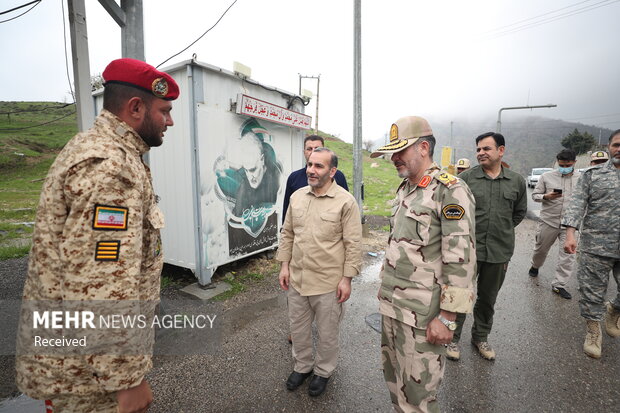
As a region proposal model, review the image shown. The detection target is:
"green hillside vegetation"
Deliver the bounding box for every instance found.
[0,103,403,260]
[0,102,77,259]
[323,137,401,216]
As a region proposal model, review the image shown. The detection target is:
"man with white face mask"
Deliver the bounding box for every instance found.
[528,149,580,299]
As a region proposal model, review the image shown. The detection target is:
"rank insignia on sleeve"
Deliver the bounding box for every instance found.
[93,205,128,230]
[442,204,465,220]
[418,175,432,188]
[95,240,120,261]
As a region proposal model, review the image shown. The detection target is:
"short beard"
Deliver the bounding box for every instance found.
[397,170,410,179]
[612,157,620,166]
[138,107,163,147]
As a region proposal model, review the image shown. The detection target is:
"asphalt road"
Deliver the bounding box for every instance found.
[1,218,619,413]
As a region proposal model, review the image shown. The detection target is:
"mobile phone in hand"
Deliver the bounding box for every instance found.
[553,189,562,194]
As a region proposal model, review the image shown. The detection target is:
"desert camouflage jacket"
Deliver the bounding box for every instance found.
[561,160,620,258]
[16,109,164,398]
[379,163,476,329]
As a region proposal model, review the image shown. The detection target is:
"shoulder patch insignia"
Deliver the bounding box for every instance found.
[95,240,120,261]
[442,204,465,220]
[437,172,458,186]
[418,175,432,188]
[93,205,128,230]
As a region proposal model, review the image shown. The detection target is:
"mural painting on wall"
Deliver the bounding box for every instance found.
[213,118,283,256]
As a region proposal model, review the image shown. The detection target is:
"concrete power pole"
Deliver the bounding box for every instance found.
[67,0,95,132]
[68,0,145,132]
[353,0,363,222]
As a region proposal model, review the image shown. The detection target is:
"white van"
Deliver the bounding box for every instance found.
[527,168,553,188]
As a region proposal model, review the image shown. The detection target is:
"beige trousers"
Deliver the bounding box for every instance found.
[531,221,577,288]
[287,286,344,378]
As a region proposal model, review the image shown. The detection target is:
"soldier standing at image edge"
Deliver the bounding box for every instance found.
[562,129,620,359]
[15,58,178,413]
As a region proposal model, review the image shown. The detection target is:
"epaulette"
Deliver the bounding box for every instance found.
[436,171,458,187]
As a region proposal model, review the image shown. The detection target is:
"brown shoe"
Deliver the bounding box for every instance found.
[472,340,496,360]
[287,334,292,344]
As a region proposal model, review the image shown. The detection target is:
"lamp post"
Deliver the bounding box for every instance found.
[496,104,557,133]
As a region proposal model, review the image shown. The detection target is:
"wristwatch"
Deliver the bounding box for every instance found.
[437,315,457,331]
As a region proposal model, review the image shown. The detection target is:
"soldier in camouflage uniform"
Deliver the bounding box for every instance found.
[562,130,620,359]
[15,58,178,412]
[371,116,476,413]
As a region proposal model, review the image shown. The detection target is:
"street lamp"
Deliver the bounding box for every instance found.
[496,104,557,133]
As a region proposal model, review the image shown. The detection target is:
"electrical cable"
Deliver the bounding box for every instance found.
[0,0,41,23]
[0,0,40,15]
[60,0,75,102]
[156,0,238,68]
[480,0,595,35]
[481,0,619,40]
[0,103,74,115]
[0,109,76,132]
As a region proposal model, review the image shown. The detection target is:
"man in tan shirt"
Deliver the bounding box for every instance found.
[277,147,361,397]
[529,149,580,299]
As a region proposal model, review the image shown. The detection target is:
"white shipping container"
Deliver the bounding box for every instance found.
[95,59,309,285]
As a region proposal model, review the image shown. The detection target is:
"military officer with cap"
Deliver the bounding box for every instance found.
[456,158,471,174]
[16,58,178,413]
[590,150,609,166]
[372,116,476,413]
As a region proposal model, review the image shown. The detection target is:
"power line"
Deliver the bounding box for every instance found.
[156,0,238,68]
[480,0,620,40]
[480,0,595,35]
[0,109,76,132]
[60,0,75,102]
[0,103,74,115]
[0,0,41,23]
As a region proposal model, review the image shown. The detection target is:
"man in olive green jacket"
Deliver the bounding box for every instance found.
[448,132,527,361]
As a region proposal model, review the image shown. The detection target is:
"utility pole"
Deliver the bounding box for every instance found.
[299,74,320,133]
[353,0,363,221]
[68,0,145,132]
[67,0,95,131]
[496,104,557,133]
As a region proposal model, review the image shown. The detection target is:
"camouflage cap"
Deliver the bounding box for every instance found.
[370,116,433,158]
[456,158,471,169]
[590,150,609,161]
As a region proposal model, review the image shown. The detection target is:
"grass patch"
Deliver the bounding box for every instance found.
[161,275,178,289]
[324,138,401,216]
[212,271,267,301]
[0,244,31,261]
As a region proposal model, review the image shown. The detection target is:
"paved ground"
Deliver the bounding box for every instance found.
[1,216,619,412]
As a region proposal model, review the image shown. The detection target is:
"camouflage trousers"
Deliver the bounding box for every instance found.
[381,315,445,413]
[577,252,620,320]
[46,393,117,413]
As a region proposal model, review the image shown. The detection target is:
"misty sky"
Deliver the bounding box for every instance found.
[1,0,619,142]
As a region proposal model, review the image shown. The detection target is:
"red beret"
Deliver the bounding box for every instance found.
[102,58,179,100]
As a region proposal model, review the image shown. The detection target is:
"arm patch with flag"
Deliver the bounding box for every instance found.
[92,205,128,230]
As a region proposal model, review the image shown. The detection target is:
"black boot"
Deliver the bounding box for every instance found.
[308,375,330,397]
[286,371,312,391]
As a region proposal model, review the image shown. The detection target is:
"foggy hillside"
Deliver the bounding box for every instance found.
[371,116,614,176]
